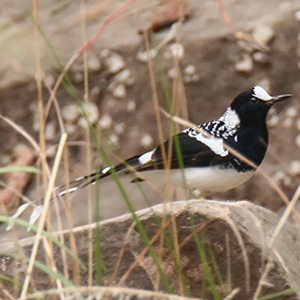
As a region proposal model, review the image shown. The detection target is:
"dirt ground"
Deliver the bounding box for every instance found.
[0,0,300,218]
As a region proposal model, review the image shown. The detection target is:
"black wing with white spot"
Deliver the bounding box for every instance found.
[143,132,234,170]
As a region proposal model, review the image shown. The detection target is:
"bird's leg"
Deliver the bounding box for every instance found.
[192,188,205,199]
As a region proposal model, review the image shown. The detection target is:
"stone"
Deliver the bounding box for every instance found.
[1,200,300,299]
[99,114,112,129]
[106,53,125,74]
[136,49,156,63]
[87,55,101,72]
[235,54,253,73]
[140,133,154,148]
[61,104,80,123]
[253,22,275,46]
[112,83,126,99]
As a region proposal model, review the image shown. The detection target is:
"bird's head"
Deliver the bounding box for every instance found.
[230,86,292,123]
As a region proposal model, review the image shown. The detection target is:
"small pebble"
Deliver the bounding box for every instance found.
[114,69,131,83]
[136,49,156,63]
[109,134,119,145]
[140,134,154,148]
[114,123,125,135]
[285,107,297,118]
[87,55,101,72]
[106,54,125,74]
[90,86,101,100]
[272,170,292,187]
[33,118,40,132]
[127,100,136,112]
[100,49,110,58]
[290,160,300,176]
[184,74,200,83]
[237,40,253,53]
[78,117,88,129]
[167,68,177,79]
[62,104,80,123]
[169,43,184,60]
[112,84,126,99]
[65,123,76,135]
[99,114,112,129]
[44,74,55,87]
[252,52,269,64]
[235,54,253,73]
[83,102,99,123]
[45,122,57,141]
[184,64,196,75]
[267,115,279,127]
[73,72,83,83]
[253,23,275,46]
[114,69,135,86]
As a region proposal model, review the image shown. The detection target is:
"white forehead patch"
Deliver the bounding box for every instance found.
[252,86,272,101]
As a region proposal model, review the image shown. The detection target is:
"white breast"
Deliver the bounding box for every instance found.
[140,167,254,196]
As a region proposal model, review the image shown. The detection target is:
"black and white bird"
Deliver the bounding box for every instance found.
[7,85,292,231]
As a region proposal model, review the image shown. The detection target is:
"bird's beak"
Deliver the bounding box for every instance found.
[269,93,293,105]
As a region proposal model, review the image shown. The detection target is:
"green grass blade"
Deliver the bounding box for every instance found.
[0,166,40,174]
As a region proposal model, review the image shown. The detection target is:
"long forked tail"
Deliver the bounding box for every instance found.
[6,155,144,231]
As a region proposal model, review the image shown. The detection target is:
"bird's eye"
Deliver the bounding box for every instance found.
[251,97,258,103]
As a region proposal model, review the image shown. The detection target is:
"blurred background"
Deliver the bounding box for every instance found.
[0,0,299,218]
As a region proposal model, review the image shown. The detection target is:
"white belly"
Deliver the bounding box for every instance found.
[141,167,254,195]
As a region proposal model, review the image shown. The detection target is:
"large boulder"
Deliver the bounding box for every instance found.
[1,199,300,299]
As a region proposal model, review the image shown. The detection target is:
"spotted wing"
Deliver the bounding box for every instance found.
[137,132,233,170]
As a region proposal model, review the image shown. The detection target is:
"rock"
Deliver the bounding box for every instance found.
[90,85,101,101]
[140,133,154,148]
[44,122,57,142]
[114,69,134,86]
[235,54,253,73]
[114,122,125,135]
[267,115,279,127]
[87,55,101,72]
[61,104,81,123]
[252,51,269,64]
[99,113,112,129]
[1,200,300,299]
[82,102,99,123]
[106,53,125,74]
[126,100,136,112]
[112,83,126,99]
[167,67,177,79]
[253,22,275,46]
[136,49,156,63]
[285,107,297,118]
[183,64,196,76]
[169,43,184,60]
